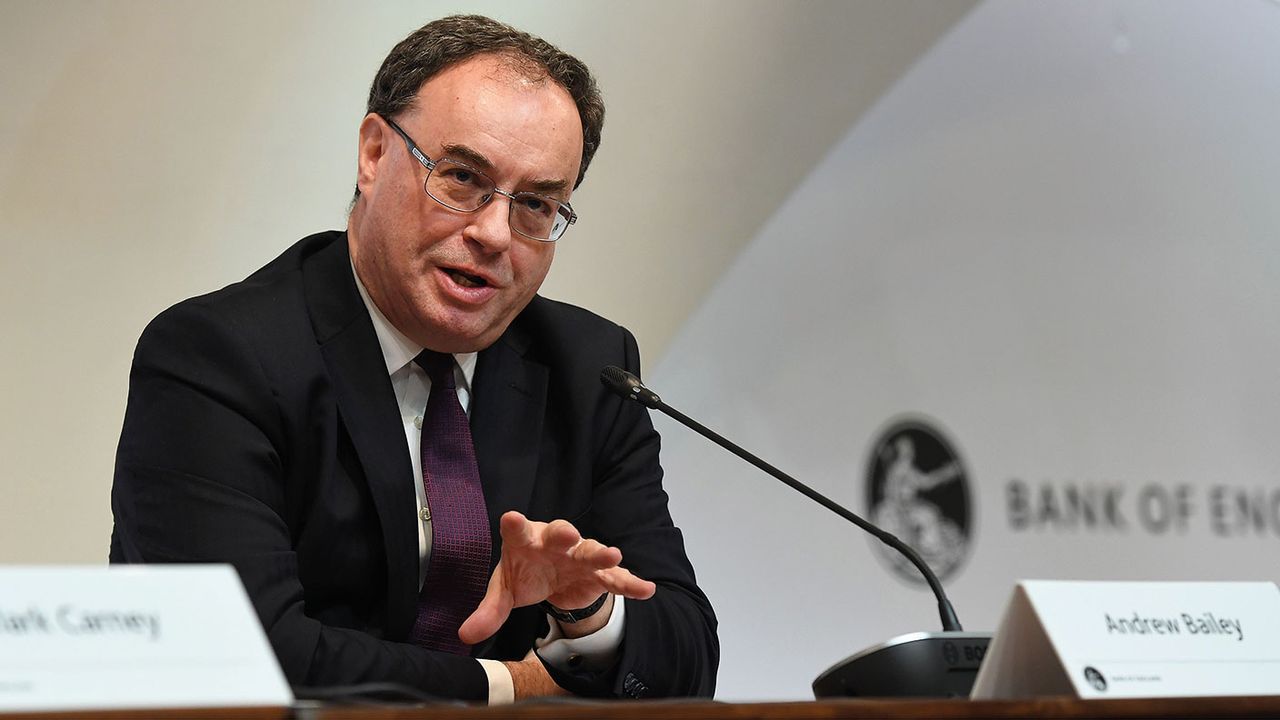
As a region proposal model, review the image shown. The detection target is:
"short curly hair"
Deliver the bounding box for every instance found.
[359,14,604,196]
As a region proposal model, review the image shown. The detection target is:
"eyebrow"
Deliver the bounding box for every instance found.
[441,142,572,196]
[440,143,495,172]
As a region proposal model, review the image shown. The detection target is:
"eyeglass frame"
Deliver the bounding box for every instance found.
[378,113,578,242]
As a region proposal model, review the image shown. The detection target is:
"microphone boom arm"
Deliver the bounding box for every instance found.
[601,366,963,633]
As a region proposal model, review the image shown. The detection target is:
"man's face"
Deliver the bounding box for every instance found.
[349,54,584,353]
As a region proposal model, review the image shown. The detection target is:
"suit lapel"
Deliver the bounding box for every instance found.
[302,233,549,644]
[303,233,419,639]
[471,323,547,570]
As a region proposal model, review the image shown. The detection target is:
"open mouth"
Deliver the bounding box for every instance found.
[444,268,489,288]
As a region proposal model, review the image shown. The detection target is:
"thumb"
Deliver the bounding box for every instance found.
[458,563,515,645]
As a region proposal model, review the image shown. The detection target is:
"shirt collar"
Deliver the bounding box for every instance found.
[350,260,477,391]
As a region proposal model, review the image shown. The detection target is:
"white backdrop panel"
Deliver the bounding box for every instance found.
[653,0,1280,701]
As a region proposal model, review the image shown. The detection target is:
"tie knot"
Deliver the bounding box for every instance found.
[415,350,456,389]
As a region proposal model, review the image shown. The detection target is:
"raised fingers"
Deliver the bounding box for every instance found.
[570,538,623,569]
[499,511,537,549]
[542,519,582,554]
[595,566,657,600]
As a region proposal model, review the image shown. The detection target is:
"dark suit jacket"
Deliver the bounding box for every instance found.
[109,231,718,701]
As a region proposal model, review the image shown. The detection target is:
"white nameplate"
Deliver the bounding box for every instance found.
[971,580,1280,699]
[0,565,292,711]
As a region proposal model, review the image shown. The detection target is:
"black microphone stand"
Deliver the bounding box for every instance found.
[600,366,992,698]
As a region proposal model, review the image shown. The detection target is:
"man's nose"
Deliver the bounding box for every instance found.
[463,195,514,254]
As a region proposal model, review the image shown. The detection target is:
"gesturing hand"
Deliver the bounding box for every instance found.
[457,511,656,645]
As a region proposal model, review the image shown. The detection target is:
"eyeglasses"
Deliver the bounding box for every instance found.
[380,115,577,242]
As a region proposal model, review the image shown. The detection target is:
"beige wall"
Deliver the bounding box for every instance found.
[0,1,972,563]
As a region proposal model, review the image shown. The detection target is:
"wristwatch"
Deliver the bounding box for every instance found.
[539,593,609,624]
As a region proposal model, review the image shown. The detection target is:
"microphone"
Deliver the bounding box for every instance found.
[599,365,662,409]
[600,365,990,697]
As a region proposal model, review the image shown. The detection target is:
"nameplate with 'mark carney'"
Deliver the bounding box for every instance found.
[0,565,291,712]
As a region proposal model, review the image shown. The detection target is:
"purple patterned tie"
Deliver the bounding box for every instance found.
[409,350,492,655]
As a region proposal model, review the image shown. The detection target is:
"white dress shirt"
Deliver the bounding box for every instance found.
[352,265,624,704]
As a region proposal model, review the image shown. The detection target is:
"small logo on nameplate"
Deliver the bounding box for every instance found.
[1084,666,1108,692]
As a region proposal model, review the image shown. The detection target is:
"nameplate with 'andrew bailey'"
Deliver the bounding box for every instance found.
[971,580,1280,699]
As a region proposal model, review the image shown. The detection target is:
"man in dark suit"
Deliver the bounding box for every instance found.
[109,15,717,703]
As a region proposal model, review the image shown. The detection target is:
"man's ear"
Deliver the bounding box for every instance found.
[356,113,387,196]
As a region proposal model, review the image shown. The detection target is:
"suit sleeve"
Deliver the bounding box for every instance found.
[109,301,490,701]
[543,326,719,698]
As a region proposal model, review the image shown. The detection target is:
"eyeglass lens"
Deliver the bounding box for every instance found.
[425,159,570,241]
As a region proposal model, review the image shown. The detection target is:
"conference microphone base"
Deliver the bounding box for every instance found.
[812,631,993,698]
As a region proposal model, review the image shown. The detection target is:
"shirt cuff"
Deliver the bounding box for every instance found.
[534,595,626,673]
[478,658,514,705]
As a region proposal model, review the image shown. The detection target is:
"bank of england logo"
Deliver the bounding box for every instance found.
[865,418,972,585]
[1083,666,1107,692]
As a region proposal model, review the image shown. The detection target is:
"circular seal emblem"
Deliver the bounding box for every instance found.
[1083,666,1107,692]
[865,418,972,585]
